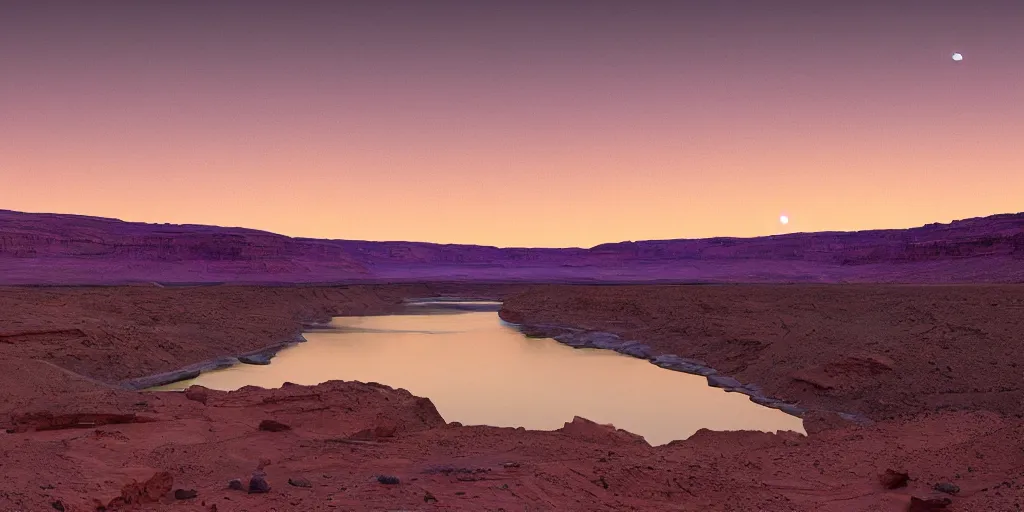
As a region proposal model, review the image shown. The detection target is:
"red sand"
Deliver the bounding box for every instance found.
[0,284,1022,510]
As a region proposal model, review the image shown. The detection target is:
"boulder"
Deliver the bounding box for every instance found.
[248,473,271,494]
[184,386,209,404]
[558,416,648,446]
[878,469,909,489]
[238,354,273,365]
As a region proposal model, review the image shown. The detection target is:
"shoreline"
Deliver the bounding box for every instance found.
[504,321,872,423]
[121,331,310,390]
[129,299,837,428]
[124,297,503,390]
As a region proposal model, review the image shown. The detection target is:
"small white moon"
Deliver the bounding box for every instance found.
[779,215,789,225]
[952,52,963,62]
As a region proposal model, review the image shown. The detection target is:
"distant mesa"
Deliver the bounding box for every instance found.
[1,209,1023,285]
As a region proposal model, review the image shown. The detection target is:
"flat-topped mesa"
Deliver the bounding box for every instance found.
[1,209,1023,284]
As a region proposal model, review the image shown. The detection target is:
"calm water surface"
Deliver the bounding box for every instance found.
[156,301,804,444]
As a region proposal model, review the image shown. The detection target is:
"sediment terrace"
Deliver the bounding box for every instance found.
[0,284,1022,511]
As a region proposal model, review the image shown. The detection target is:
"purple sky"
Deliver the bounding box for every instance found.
[2,1,1022,246]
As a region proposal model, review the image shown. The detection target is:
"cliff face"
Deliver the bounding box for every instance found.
[1,209,1022,284]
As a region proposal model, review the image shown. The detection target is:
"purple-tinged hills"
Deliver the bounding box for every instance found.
[1,209,1022,285]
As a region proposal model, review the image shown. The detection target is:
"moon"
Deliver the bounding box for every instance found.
[779,215,789,225]
[952,52,963,62]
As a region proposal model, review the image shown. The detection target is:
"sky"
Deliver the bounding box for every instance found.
[1,1,1022,247]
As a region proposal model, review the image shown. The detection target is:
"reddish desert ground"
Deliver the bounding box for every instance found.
[0,284,1021,511]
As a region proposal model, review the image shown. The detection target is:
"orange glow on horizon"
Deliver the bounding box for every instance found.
[2,2,1022,248]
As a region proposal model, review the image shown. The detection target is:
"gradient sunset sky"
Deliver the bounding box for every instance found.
[2,1,1022,247]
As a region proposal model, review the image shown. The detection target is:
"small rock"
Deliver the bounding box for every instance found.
[585,332,623,349]
[616,343,653,359]
[174,489,198,500]
[751,396,782,407]
[653,355,708,367]
[879,469,910,489]
[248,474,271,494]
[377,475,400,485]
[227,479,244,491]
[552,333,579,345]
[729,384,762,397]
[423,491,437,503]
[933,482,960,495]
[258,419,291,432]
[239,354,272,365]
[707,375,742,389]
[51,501,66,511]
[503,462,520,468]
[778,403,806,417]
[288,477,312,488]
[909,496,952,511]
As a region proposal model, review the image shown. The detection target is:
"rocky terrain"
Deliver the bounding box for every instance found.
[500,284,1024,421]
[0,283,1021,511]
[2,209,1023,284]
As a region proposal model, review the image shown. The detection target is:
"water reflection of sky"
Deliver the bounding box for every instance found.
[155,303,804,445]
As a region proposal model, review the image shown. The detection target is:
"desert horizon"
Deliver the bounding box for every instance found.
[4,206,1024,247]
[3,207,1023,286]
